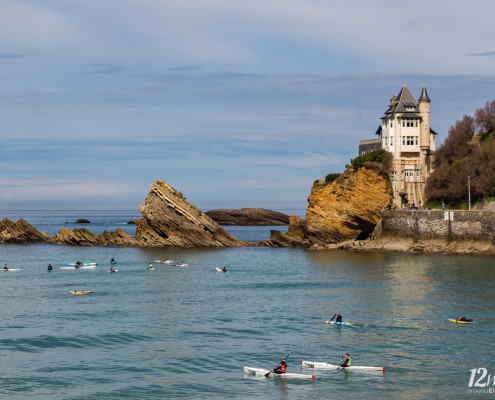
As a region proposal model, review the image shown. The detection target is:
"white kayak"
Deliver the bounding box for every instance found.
[175,263,189,267]
[325,320,352,325]
[64,262,98,266]
[60,265,97,270]
[301,360,385,371]
[243,366,314,379]
[2,268,19,271]
[154,260,174,264]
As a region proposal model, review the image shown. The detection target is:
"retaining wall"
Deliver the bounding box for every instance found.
[381,210,495,242]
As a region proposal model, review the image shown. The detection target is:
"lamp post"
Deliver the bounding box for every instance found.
[468,176,471,211]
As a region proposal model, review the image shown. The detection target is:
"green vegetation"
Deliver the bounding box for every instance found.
[325,173,340,184]
[425,100,495,205]
[351,149,392,175]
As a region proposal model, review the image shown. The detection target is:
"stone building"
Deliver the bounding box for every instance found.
[359,84,437,208]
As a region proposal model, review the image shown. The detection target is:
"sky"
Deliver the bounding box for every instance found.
[1,0,495,210]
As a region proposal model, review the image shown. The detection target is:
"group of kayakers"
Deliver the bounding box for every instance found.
[269,353,352,375]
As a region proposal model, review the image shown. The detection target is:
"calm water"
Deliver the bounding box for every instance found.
[1,211,494,399]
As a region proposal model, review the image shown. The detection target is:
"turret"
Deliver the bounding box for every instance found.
[418,85,430,149]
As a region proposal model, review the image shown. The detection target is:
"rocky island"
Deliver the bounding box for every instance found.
[205,208,289,225]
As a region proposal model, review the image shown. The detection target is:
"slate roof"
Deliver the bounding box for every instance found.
[383,84,419,117]
[419,85,431,102]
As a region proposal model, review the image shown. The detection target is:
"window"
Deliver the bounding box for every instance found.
[402,136,418,146]
[415,120,418,127]
[384,137,388,146]
[390,137,393,146]
[390,121,393,128]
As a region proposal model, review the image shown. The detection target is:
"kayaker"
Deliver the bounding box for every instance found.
[160,257,164,262]
[4,264,8,270]
[330,314,343,323]
[148,262,153,269]
[457,317,473,322]
[111,257,115,264]
[272,359,287,374]
[47,264,53,271]
[76,260,82,266]
[222,267,227,272]
[340,353,352,368]
[110,267,116,273]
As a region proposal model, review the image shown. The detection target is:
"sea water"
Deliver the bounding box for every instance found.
[0,210,494,399]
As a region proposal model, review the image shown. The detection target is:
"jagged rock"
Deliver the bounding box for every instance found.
[76,219,90,223]
[206,208,290,225]
[0,217,50,243]
[51,227,139,247]
[127,220,136,225]
[135,180,244,247]
[269,166,392,246]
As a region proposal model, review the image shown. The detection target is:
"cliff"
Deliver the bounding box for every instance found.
[205,208,290,225]
[268,166,393,247]
[135,180,244,247]
[51,227,140,247]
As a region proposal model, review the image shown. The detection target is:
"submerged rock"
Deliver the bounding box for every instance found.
[206,208,290,225]
[76,219,90,223]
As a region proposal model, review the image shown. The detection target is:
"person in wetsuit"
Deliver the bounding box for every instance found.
[330,314,343,323]
[340,353,352,368]
[457,317,473,322]
[47,264,53,271]
[222,267,227,272]
[4,264,8,270]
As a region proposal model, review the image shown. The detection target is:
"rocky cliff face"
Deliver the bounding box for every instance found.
[51,227,140,247]
[206,208,290,225]
[135,180,244,247]
[268,166,392,247]
[0,217,50,243]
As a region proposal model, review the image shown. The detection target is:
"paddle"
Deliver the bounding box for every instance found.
[265,352,291,377]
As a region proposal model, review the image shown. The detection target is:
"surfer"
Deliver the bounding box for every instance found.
[340,353,352,368]
[329,314,343,323]
[457,317,473,322]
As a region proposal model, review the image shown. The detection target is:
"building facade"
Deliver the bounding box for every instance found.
[359,84,437,208]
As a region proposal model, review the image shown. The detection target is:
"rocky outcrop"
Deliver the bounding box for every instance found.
[51,227,139,247]
[76,219,90,223]
[206,208,290,225]
[268,166,392,247]
[135,180,244,247]
[0,217,50,243]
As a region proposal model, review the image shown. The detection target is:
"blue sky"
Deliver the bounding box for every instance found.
[1,0,495,210]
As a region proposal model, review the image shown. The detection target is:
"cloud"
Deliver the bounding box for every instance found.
[467,51,495,57]
[83,63,128,75]
[0,53,25,58]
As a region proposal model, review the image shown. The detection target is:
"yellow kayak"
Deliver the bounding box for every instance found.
[70,291,93,295]
[449,319,474,323]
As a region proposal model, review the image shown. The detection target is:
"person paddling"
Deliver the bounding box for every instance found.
[330,314,343,323]
[457,317,473,322]
[47,264,53,271]
[110,267,116,273]
[4,264,8,271]
[340,353,352,368]
[111,257,115,264]
[271,359,287,375]
[222,267,227,272]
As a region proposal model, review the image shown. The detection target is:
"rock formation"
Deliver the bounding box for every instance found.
[0,217,50,243]
[51,227,139,247]
[135,180,244,247]
[268,166,392,247]
[76,219,90,223]
[206,208,290,225]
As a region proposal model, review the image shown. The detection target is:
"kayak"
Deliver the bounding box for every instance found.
[70,291,93,295]
[325,320,352,325]
[301,360,385,371]
[175,263,189,267]
[146,267,155,270]
[64,262,98,266]
[60,266,97,270]
[449,319,474,324]
[243,366,314,379]
[2,268,19,271]
[107,270,119,273]
[155,260,174,264]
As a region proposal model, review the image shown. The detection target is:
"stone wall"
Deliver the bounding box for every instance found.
[381,210,495,242]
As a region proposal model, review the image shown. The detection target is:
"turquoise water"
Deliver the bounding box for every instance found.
[1,211,494,399]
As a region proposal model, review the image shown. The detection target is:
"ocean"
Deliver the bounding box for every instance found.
[0,210,494,399]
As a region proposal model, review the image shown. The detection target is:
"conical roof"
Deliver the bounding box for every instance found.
[419,85,431,102]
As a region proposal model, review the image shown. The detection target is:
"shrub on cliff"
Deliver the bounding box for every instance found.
[351,149,392,175]
[425,100,495,205]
